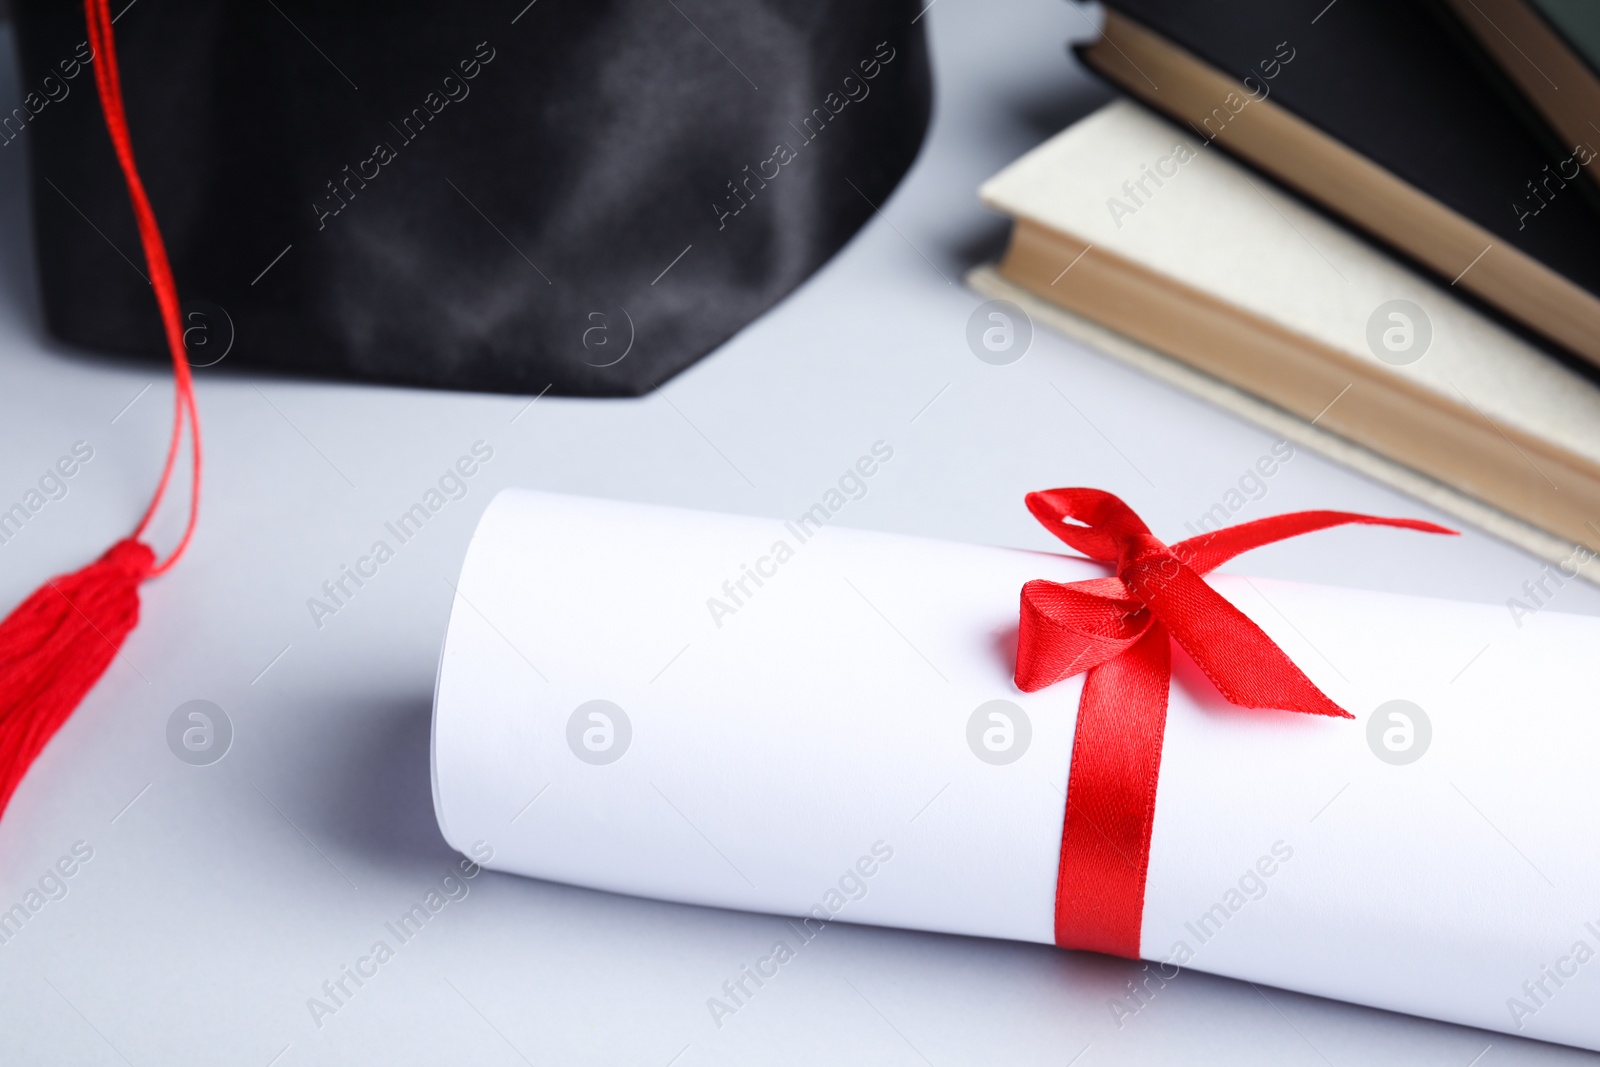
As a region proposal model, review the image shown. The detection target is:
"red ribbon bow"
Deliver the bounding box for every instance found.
[1014,488,1454,958]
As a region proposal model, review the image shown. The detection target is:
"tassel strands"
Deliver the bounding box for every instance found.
[0,0,202,820]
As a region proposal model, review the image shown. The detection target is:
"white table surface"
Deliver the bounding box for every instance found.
[2,2,1596,1064]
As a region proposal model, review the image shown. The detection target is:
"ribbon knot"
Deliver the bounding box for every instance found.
[1015,487,1453,959]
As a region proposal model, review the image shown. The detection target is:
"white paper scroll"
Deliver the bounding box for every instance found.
[432,489,1600,1049]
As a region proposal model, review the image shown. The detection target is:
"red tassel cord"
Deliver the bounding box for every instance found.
[0,0,201,819]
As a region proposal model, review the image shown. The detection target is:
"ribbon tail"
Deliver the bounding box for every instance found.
[1054,623,1170,959]
[1133,562,1349,719]
[1171,511,1456,577]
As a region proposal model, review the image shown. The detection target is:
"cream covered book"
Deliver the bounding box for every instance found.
[976,100,1600,580]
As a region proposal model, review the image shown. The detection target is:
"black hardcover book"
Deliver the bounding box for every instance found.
[1082,0,1600,363]
[1421,0,1600,207]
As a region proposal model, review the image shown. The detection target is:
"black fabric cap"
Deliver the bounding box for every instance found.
[11,0,931,396]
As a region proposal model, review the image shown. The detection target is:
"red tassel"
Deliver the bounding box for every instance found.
[0,0,202,824]
[0,541,155,815]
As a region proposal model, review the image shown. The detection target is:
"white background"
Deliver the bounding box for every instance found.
[1,0,1597,1063]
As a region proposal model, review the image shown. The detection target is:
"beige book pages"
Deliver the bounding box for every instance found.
[978,99,1600,558]
[967,265,1600,586]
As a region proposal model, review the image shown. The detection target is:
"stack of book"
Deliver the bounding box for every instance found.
[975,0,1600,578]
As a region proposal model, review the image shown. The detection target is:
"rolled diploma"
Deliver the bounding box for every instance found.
[433,490,1600,1048]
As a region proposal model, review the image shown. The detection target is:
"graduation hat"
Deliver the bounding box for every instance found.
[12,0,931,395]
[0,0,930,820]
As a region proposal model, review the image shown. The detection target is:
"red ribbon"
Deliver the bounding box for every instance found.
[1014,488,1454,958]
